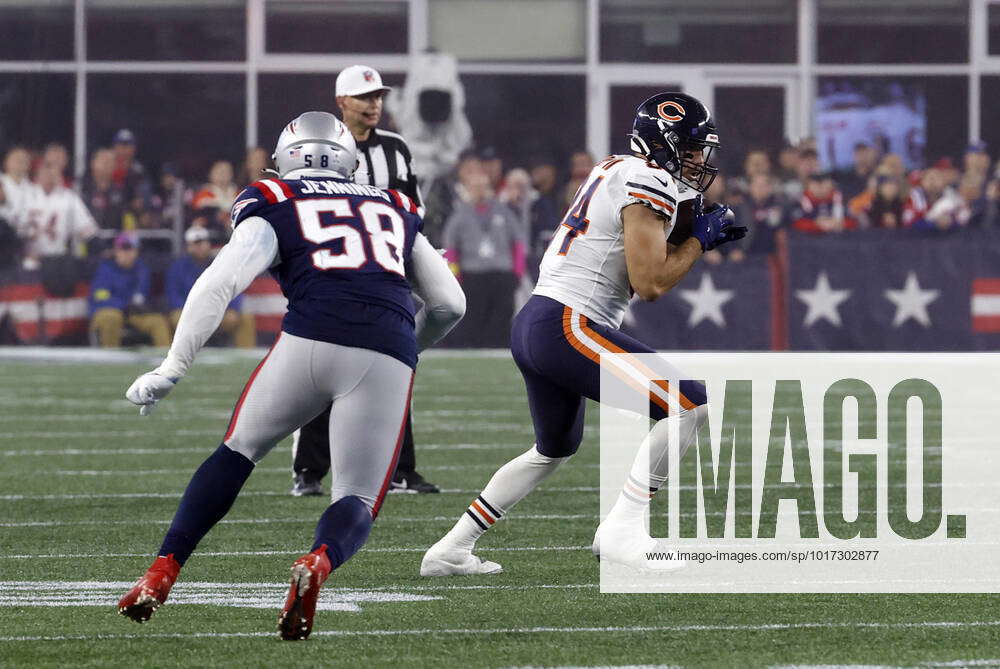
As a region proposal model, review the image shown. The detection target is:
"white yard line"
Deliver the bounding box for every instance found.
[2,620,999,643]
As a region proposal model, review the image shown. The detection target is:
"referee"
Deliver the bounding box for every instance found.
[290,65,439,495]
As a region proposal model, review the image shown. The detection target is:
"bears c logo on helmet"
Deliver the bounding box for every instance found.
[656,101,685,122]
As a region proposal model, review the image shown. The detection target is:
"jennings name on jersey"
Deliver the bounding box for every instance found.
[232,176,423,368]
[533,154,686,328]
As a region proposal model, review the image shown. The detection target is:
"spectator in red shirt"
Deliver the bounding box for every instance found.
[793,172,854,233]
[905,166,960,228]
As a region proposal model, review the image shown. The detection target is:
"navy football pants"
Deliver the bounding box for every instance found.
[510,295,706,458]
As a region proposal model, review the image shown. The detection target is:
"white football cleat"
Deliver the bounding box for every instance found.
[420,542,503,577]
[592,519,686,572]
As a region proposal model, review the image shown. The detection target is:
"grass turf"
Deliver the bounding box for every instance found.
[0,352,996,668]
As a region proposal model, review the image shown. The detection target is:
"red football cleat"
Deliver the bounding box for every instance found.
[117,554,181,623]
[278,545,332,641]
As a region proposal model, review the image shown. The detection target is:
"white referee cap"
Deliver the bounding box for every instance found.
[335,65,392,97]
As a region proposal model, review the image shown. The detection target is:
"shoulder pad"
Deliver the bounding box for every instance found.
[620,159,679,220]
[230,179,294,228]
[385,188,419,215]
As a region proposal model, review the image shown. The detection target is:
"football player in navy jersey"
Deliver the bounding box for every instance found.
[116,111,465,640]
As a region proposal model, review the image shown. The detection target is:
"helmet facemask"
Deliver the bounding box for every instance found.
[631,129,719,193]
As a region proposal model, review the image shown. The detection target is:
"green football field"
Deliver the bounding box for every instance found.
[0,350,997,668]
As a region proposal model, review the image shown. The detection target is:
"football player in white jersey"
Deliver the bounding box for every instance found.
[421,93,746,575]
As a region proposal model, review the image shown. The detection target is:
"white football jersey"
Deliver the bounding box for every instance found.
[533,155,682,328]
[21,185,97,257]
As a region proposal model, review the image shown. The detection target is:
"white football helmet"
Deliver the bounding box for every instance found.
[272,111,357,178]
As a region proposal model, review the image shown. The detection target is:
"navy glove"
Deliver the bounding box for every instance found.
[712,213,748,249]
[691,197,746,251]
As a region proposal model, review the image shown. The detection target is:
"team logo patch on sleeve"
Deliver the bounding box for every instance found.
[230,197,258,223]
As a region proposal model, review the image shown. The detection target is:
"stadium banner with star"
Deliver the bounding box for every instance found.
[787,230,1000,351]
[623,260,774,350]
[622,230,1000,353]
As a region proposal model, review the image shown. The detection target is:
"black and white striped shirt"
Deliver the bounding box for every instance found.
[354,129,422,209]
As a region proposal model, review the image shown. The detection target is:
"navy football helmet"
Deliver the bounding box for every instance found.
[628,92,720,192]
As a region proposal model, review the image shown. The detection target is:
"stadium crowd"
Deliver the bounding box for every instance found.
[1,128,999,348]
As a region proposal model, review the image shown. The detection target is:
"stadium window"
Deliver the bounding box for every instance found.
[428,0,585,61]
[990,4,1000,56]
[599,0,797,64]
[713,87,786,176]
[0,0,74,61]
[817,0,968,64]
[0,74,74,155]
[87,74,245,182]
[265,1,408,54]
[981,78,1000,158]
[815,76,968,171]
[256,72,406,145]
[459,75,586,167]
[86,0,246,61]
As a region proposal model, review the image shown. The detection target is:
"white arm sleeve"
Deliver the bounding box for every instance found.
[409,233,465,351]
[155,216,279,379]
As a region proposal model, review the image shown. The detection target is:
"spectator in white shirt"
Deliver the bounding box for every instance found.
[21,163,97,265]
[0,146,37,230]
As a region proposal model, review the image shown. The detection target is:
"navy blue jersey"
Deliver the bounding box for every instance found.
[231,176,423,368]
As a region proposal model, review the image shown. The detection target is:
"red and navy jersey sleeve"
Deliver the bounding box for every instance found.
[230,179,295,228]
[385,188,425,233]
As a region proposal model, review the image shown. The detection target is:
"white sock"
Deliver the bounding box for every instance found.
[607,405,709,525]
[438,445,569,551]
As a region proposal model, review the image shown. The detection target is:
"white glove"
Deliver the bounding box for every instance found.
[125,372,177,416]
